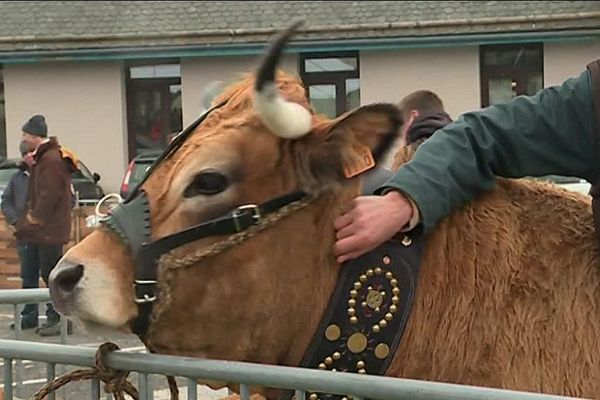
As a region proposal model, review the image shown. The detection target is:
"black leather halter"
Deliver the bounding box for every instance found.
[99,102,307,337]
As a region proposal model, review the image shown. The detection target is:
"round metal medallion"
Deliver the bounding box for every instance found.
[347,332,368,354]
[375,343,390,359]
[325,324,341,341]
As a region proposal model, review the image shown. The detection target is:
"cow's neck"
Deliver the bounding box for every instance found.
[277,191,355,367]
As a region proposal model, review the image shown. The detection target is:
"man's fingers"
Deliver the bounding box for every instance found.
[333,211,353,231]
[335,224,357,240]
[333,234,365,257]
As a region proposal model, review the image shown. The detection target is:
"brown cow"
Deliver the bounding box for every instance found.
[48,24,600,398]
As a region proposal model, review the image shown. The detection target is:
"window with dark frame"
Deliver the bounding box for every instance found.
[300,52,360,118]
[480,44,544,108]
[125,60,183,160]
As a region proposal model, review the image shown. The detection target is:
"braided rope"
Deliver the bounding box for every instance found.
[158,197,314,270]
[30,342,138,400]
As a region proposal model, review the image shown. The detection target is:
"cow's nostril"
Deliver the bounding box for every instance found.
[55,264,84,293]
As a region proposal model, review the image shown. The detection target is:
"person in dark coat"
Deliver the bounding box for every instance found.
[17,115,76,336]
[2,142,38,329]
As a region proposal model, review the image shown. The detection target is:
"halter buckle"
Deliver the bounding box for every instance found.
[134,280,158,304]
[232,204,261,232]
[134,294,157,304]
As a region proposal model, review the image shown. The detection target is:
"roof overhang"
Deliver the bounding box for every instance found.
[0,28,599,64]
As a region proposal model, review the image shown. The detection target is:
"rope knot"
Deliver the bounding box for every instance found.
[95,342,127,394]
[30,341,139,400]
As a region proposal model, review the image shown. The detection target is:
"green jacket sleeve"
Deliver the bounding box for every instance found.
[383,69,599,232]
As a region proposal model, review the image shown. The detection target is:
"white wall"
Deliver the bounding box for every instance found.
[360,46,481,120]
[544,40,600,87]
[4,61,128,193]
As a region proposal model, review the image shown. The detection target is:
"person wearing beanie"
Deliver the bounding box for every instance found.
[22,114,47,137]
[17,115,76,336]
[1,142,38,329]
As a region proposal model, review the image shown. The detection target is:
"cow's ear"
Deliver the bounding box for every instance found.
[298,103,402,192]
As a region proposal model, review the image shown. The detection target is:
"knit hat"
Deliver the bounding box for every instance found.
[22,115,48,137]
[19,141,29,156]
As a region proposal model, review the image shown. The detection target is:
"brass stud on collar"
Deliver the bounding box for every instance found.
[390,304,398,313]
[325,324,341,341]
[359,274,368,283]
[350,316,358,324]
[390,279,398,287]
[350,289,358,298]
[348,299,356,307]
[385,313,393,321]
[385,271,393,279]
[361,301,367,308]
[318,363,326,370]
[348,307,356,317]
[379,319,388,328]
[333,352,341,360]
[354,282,362,290]
[372,324,381,333]
[375,343,390,359]
[325,357,333,365]
[358,368,366,374]
[356,360,365,369]
[392,287,400,296]
[374,267,382,275]
[347,332,368,353]
[366,269,374,277]
[309,393,318,400]
[392,296,400,305]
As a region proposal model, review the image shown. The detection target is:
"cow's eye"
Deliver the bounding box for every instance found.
[184,170,229,197]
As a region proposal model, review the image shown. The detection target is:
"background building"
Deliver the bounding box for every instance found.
[0,1,598,192]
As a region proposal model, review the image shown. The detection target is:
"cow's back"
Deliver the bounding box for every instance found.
[386,177,600,397]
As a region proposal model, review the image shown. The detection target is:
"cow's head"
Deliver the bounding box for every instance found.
[48,23,402,365]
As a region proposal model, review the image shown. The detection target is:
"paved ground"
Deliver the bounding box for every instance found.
[0,304,229,399]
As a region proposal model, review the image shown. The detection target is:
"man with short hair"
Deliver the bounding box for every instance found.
[398,90,453,149]
[17,114,76,336]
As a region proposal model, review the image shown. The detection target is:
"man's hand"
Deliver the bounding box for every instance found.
[333,191,414,263]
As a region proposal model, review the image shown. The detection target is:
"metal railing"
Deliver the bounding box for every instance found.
[0,339,583,400]
[0,289,587,400]
[0,289,69,399]
[0,289,69,344]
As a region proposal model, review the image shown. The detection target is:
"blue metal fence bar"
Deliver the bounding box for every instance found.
[4,357,13,400]
[240,383,250,400]
[47,362,56,400]
[295,389,306,400]
[12,304,22,399]
[187,377,197,400]
[60,315,68,344]
[139,372,149,400]
[91,376,100,400]
[0,288,50,304]
[0,340,583,400]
